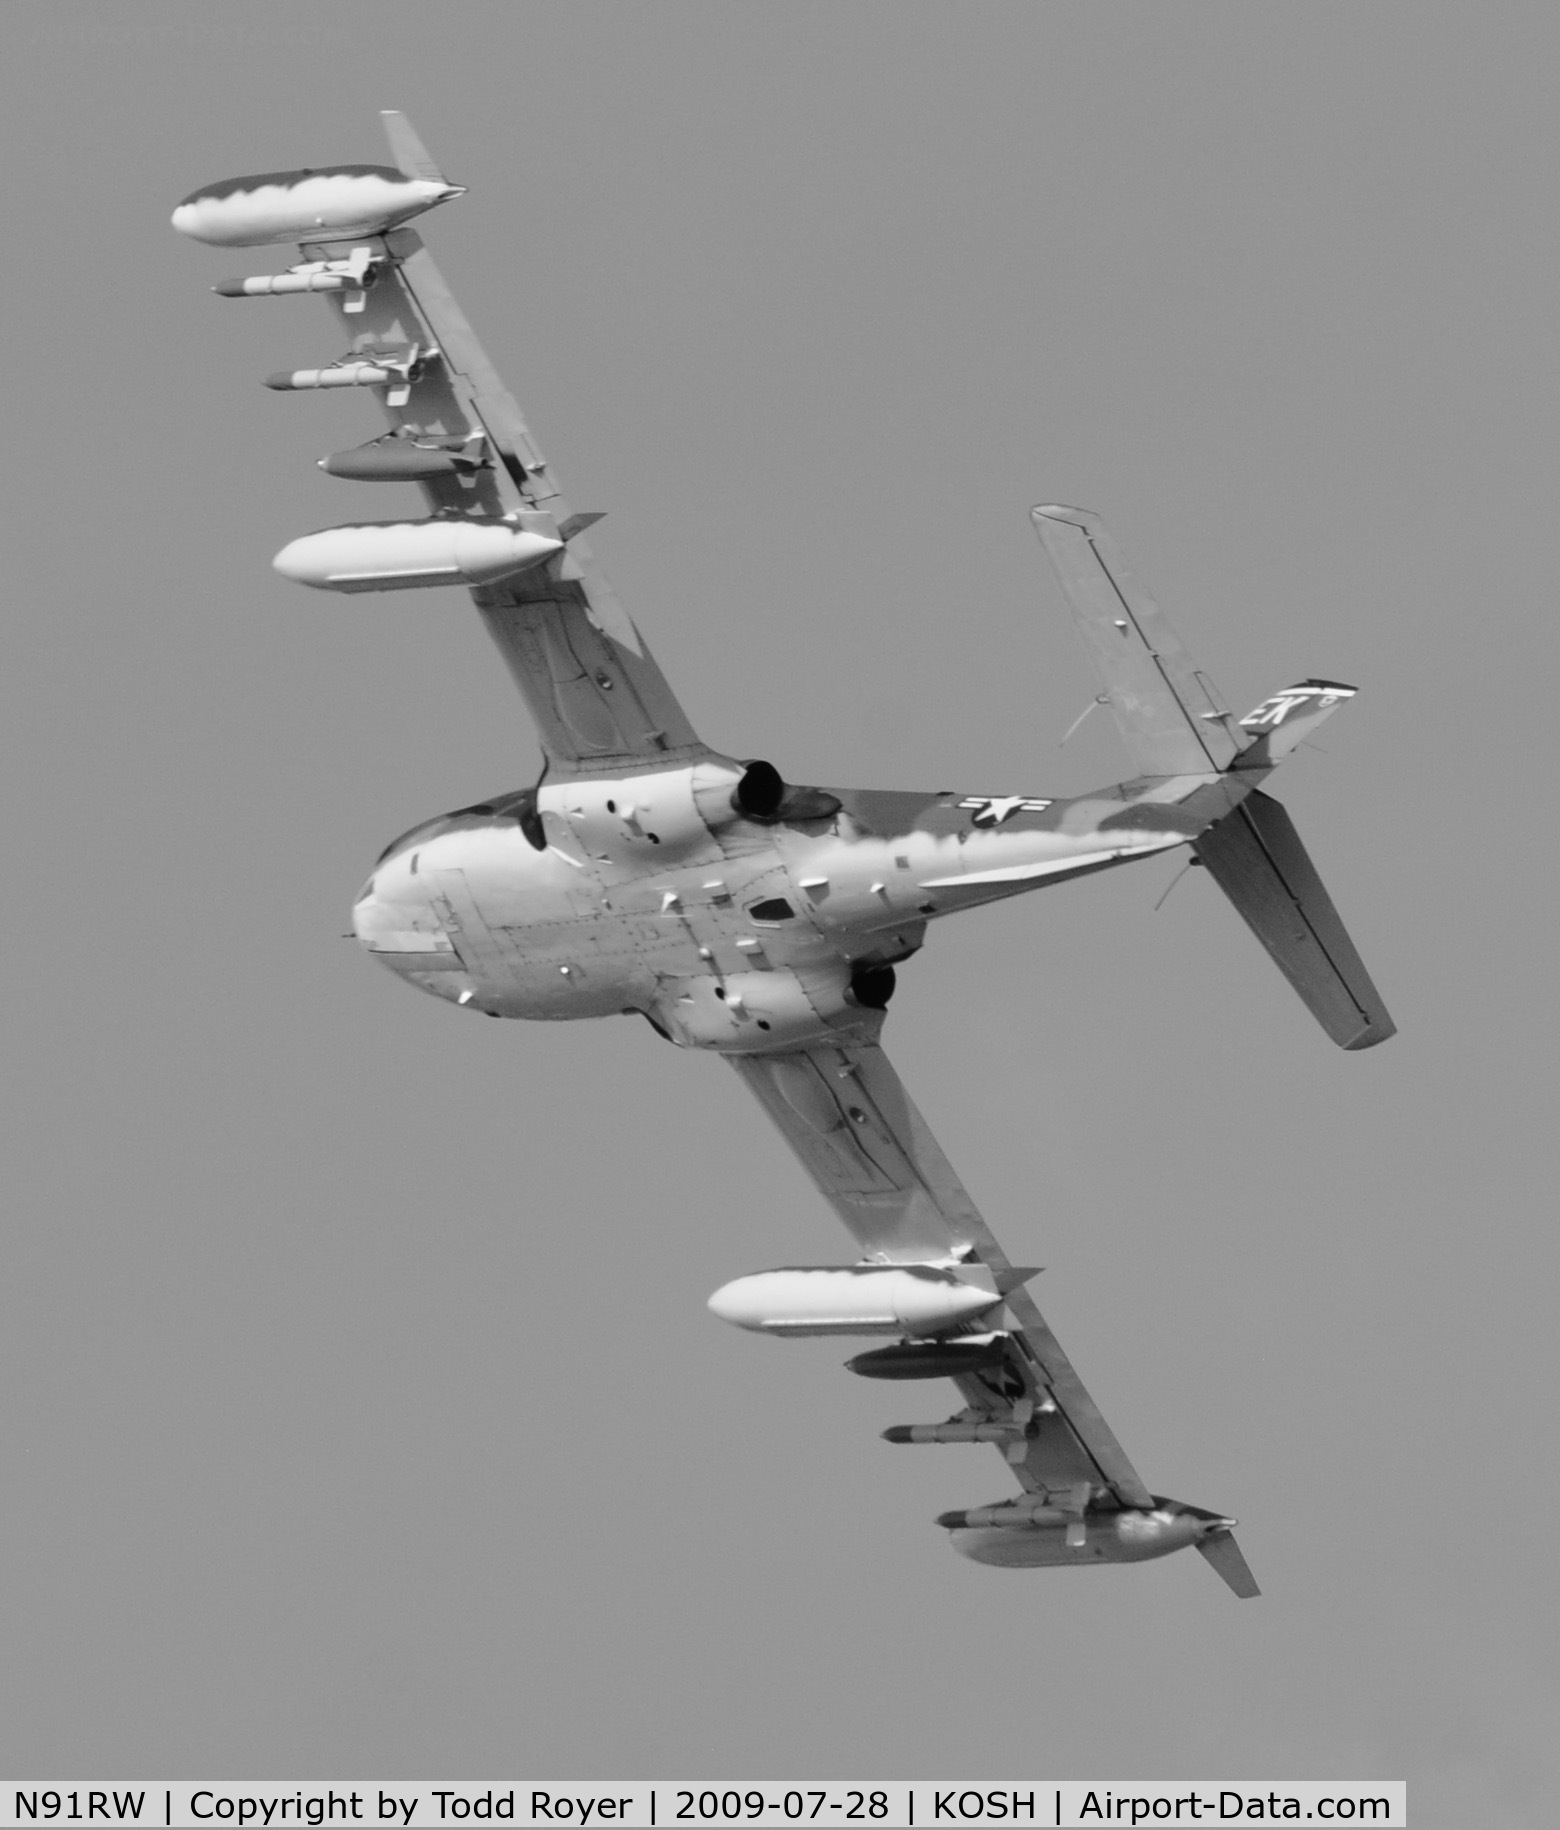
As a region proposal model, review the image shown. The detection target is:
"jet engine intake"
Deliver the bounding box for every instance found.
[848,962,897,1010]
[731,760,842,825]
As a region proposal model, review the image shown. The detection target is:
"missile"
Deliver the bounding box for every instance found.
[215,266,380,299]
[707,1264,1001,1339]
[845,1334,1012,1379]
[266,361,400,391]
[272,519,561,594]
[172,164,463,248]
[265,344,429,407]
[265,355,423,391]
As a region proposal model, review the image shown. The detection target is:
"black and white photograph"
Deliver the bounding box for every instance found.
[1,6,1554,1825]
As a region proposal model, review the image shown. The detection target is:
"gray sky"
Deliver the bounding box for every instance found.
[2,4,1555,1821]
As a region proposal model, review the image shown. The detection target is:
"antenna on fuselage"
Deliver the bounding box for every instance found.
[1058,695,1109,746]
[1152,855,1202,913]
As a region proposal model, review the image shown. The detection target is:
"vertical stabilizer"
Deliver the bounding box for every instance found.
[1197,1528,1261,1599]
[381,111,447,185]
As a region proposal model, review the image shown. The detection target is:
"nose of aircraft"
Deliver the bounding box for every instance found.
[351,875,387,952]
[349,869,480,1010]
[351,871,417,951]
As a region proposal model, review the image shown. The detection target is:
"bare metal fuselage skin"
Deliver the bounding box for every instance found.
[354,757,1263,1049]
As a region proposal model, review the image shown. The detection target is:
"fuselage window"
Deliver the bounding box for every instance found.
[748,898,796,923]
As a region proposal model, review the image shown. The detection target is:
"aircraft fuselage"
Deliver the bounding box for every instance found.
[352,754,1257,1052]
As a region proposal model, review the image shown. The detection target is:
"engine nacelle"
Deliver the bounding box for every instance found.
[539,759,850,870]
[546,765,739,867]
[650,965,878,1053]
[728,760,842,824]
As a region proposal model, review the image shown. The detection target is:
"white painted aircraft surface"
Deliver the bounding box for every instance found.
[173,114,1398,1596]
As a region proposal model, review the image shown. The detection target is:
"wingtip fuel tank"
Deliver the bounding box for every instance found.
[947,1504,1212,1569]
[936,1495,1256,1590]
[171,164,463,248]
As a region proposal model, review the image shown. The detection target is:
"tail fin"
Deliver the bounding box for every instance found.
[380,110,448,185]
[1033,505,1394,1050]
[1197,1527,1261,1599]
[1234,679,1358,768]
[1194,791,1395,1050]
[1032,505,1245,775]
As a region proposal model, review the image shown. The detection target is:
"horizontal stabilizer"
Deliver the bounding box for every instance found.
[1197,1528,1261,1599]
[1032,506,1244,776]
[1193,790,1395,1050]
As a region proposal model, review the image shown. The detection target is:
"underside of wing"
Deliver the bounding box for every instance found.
[187,112,705,776]
[729,1036,1256,1590]
[369,227,706,772]
[731,1038,1155,1508]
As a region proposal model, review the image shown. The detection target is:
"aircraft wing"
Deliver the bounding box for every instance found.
[729,1036,1158,1510]
[298,113,705,774]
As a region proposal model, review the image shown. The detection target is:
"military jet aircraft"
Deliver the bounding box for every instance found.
[173,113,1394,1598]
